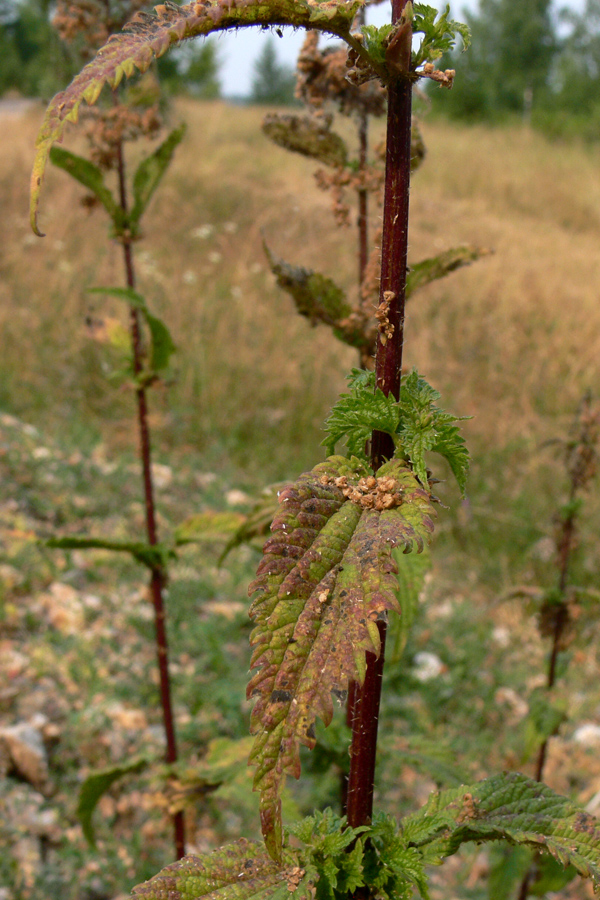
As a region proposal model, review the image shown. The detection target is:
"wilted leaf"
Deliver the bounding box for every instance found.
[247,456,435,859]
[46,535,175,571]
[78,756,150,846]
[406,246,489,299]
[262,114,347,168]
[30,0,363,234]
[263,244,368,351]
[174,511,245,546]
[388,548,430,662]
[132,839,317,900]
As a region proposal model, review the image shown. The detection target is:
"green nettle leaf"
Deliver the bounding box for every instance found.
[403,772,600,894]
[360,24,397,67]
[49,146,124,227]
[366,813,430,900]
[323,370,400,459]
[132,839,317,900]
[46,535,175,571]
[30,0,363,234]
[324,369,470,494]
[262,114,348,169]
[247,456,435,860]
[289,810,368,900]
[130,123,187,229]
[89,286,177,377]
[412,3,471,68]
[406,246,489,299]
[397,370,470,494]
[77,756,150,846]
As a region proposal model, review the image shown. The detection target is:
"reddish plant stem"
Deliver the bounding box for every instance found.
[116,140,186,861]
[346,0,413,840]
[517,486,577,900]
[357,107,369,288]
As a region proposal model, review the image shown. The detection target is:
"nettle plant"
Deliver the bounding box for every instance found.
[30,0,600,897]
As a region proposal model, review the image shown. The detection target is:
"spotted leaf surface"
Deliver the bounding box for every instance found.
[132,840,317,900]
[404,772,600,894]
[247,456,435,859]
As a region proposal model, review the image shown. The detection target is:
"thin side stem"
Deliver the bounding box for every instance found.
[116,139,186,861]
[356,5,369,290]
[357,105,369,288]
[346,0,413,841]
[517,484,577,900]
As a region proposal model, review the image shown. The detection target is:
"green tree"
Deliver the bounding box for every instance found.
[157,39,221,97]
[547,0,600,127]
[0,0,74,98]
[249,38,297,105]
[430,0,557,119]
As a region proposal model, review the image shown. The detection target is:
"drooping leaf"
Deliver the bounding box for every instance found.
[522,688,567,763]
[130,123,187,229]
[383,735,465,787]
[247,456,435,860]
[174,511,245,547]
[46,535,175,571]
[528,852,577,895]
[406,246,489,299]
[77,756,150,846]
[388,547,430,662]
[264,244,368,352]
[89,286,177,376]
[487,845,532,900]
[218,485,283,564]
[262,114,348,169]
[132,839,317,900]
[49,147,123,226]
[144,307,177,374]
[30,0,363,234]
[403,772,600,894]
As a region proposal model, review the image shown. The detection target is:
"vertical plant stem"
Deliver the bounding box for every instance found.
[346,0,413,840]
[518,483,578,900]
[116,139,186,861]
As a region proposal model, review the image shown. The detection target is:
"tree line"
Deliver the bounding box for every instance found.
[1,0,599,135]
[428,0,600,138]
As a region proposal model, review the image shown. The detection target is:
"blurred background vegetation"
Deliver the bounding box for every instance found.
[3,0,600,136]
[1,1,600,898]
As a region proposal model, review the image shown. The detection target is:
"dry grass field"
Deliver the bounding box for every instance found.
[1,97,600,900]
[2,99,600,478]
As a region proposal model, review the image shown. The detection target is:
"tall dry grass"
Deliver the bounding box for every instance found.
[2,100,600,496]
